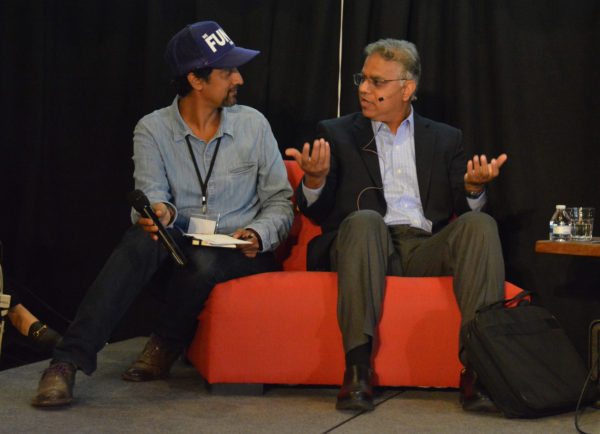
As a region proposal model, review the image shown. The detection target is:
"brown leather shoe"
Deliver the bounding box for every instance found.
[459,368,498,412]
[122,334,182,382]
[336,365,374,411]
[31,362,76,407]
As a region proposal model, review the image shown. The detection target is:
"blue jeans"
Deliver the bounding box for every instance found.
[53,225,276,374]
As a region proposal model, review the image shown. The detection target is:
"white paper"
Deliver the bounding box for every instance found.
[188,216,217,234]
[184,233,251,246]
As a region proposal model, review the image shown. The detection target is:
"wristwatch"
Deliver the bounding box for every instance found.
[466,189,485,199]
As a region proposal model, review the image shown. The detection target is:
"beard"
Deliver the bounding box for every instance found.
[221,86,239,107]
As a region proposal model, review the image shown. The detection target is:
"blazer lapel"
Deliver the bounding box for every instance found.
[352,114,383,189]
[413,113,435,207]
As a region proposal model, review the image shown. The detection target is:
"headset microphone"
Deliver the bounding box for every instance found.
[378,97,384,101]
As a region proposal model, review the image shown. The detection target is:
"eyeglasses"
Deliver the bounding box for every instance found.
[353,73,407,89]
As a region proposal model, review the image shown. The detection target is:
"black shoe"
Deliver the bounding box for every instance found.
[459,368,498,412]
[336,365,374,411]
[31,361,76,407]
[28,321,62,355]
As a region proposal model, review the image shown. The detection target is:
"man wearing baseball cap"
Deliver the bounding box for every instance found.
[31,21,293,408]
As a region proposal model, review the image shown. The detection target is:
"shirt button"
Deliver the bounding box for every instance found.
[397,169,402,174]
[396,146,400,150]
[413,219,418,224]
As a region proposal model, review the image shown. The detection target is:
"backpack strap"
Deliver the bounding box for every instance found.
[477,290,532,313]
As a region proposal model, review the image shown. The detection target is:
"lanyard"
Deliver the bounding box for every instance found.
[185,134,222,214]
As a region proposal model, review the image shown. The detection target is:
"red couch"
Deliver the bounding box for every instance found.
[186,160,523,388]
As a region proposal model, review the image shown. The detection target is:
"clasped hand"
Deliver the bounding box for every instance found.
[285,138,331,189]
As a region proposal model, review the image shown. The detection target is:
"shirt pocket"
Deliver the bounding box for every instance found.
[229,163,256,176]
[221,163,258,206]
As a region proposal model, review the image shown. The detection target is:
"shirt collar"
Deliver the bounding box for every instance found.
[169,96,234,143]
[371,105,414,138]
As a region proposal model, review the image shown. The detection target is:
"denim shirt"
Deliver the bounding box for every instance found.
[131,97,294,252]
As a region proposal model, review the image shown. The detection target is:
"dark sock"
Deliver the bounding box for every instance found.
[346,343,371,369]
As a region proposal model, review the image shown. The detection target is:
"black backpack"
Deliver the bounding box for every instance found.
[464,291,593,418]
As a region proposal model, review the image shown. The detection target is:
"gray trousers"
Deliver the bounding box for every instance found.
[330,210,505,365]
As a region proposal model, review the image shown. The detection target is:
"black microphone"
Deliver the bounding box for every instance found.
[378,97,384,101]
[128,189,187,266]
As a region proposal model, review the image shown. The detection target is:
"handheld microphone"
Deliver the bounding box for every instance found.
[128,189,187,266]
[378,97,384,101]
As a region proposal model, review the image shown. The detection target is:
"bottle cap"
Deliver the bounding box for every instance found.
[556,205,566,209]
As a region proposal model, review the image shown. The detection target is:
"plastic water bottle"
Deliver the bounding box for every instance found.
[549,205,572,241]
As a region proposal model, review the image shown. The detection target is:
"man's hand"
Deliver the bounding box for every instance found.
[285,139,330,189]
[137,202,172,241]
[232,228,260,258]
[464,154,508,192]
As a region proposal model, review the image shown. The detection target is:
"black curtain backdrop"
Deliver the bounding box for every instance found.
[1,0,599,359]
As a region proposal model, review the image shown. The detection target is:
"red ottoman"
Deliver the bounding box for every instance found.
[186,161,523,389]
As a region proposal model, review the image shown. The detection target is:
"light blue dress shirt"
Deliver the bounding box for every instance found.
[131,97,294,252]
[372,111,432,231]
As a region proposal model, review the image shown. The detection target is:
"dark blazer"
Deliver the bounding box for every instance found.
[296,111,472,270]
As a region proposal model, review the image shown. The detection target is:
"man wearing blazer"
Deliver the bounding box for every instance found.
[286,39,507,412]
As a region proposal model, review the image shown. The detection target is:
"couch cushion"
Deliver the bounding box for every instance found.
[188,271,525,387]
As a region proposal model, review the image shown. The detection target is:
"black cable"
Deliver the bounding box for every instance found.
[574,356,598,434]
[321,390,405,433]
[320,409,364,434]
[1,240,71,326]
[5,277,72,326]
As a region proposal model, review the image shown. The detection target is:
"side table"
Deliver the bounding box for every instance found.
[535,237,600,257]
[536,237,600,393]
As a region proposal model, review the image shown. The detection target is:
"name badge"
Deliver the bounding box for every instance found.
[188,215,219,234]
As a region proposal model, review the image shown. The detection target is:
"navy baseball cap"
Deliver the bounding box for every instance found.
[165,21,260,77]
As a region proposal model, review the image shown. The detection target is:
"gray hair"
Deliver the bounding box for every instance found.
[364,39,421,100]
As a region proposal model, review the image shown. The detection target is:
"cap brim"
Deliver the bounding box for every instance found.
[210,46,260,68]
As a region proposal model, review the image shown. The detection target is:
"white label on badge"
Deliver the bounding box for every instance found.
[188,216,217,234]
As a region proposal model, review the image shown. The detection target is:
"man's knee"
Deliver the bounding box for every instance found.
[110,225,165,269]
[333,210,391,267]
[456,211,499,237]
[339,210,386,237]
